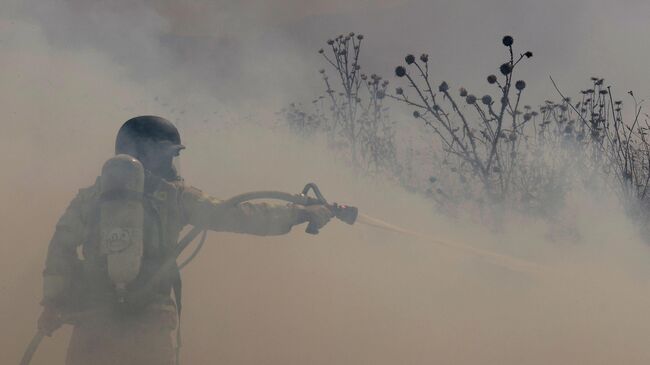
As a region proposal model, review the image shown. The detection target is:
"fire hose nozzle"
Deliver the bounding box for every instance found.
[331,203,358,225]
[305,203,358,235]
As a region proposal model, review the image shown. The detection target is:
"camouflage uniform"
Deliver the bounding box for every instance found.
[42,173,306,365]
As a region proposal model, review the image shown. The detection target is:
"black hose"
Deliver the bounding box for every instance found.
[177,229,207,270]
[176,188,325,272]
[222,190,321,206]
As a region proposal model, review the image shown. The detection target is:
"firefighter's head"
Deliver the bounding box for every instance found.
[115,115,185,179]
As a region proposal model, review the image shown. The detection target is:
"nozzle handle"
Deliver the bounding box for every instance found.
[305,220,320,235]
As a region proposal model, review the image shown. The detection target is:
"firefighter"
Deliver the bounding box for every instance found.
[37,115,333,365]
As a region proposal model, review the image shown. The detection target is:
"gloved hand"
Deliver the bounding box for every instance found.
[302,204,334,233]
[37,306,63,336]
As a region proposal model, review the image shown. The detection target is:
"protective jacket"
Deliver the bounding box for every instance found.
[42,172,305,313]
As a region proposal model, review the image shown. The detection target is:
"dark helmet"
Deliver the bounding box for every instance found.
[115,115,185,157]
[115,116,185,179]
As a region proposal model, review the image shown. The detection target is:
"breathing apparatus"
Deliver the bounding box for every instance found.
[99,154,145,303]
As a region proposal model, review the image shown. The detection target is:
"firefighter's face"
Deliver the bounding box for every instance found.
[139,139,185,177]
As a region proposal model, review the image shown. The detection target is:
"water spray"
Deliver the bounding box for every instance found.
[356,213,548,274]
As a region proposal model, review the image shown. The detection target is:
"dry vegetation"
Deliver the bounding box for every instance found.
[284,34,650,232]
[283,32,398,177]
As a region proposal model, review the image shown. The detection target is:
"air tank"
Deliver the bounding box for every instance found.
[99,154,145,302]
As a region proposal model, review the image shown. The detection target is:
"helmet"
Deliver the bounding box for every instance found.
[115,116,185,179]
[115,115,184,156]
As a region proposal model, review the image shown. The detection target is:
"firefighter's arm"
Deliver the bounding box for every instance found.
[181,186,331,235]
[42,187,92,308]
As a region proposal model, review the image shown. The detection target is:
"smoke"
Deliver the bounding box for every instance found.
[3,2,650,365]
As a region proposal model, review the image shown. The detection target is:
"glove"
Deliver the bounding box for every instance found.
[37,306,63,336]
[302,205,334,233]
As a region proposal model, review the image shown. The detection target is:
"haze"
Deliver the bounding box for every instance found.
[2,1,650,364]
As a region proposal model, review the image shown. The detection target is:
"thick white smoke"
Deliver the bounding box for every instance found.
[2,2,650,365]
